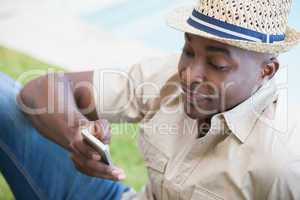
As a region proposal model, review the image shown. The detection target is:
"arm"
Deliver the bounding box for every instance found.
[18,71,96,149]
[18,54,179,180]
[18,71,125,180]
[18,54,180,146]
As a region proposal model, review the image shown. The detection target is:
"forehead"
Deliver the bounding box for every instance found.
[185,33,262,58]
[185,33,234,49]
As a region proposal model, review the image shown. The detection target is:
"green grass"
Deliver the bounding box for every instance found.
[0,174,14,200]
[0,46,147,199]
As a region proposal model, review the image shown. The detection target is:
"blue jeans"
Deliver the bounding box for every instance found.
[0,72,128,200]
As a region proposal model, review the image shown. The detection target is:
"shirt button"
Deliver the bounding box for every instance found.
[158,160,164,168]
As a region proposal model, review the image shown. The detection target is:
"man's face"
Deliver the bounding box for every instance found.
[178,33,273,120]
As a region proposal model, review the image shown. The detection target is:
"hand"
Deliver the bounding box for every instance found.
[69,119,126,181]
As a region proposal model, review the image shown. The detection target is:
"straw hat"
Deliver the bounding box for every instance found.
[166,0,300,54]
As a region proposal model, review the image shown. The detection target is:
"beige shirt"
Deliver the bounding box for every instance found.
[93,55,300,200]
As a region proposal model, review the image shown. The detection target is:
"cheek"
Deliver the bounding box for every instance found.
[212,71,242,102]
[222,82,240,107]
[221,74,258,108]
[178,58,192,78]
[178,54,189,68]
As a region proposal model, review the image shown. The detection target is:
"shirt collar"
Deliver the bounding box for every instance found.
[222,79,279,143]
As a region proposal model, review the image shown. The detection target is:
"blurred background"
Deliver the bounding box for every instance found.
[0,0,299,199]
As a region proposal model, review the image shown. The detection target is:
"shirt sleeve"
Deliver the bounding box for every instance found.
[92,54,180,123]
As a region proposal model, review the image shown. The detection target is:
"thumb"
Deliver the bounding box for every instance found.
[93,119,111,144]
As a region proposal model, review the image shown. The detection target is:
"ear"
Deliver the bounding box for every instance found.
[261,57,279,81]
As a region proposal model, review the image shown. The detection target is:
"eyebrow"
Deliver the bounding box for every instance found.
[184,33,191,42]
[206,46,231,57]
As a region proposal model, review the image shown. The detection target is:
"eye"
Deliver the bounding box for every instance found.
[182,48,195,58]
[207,57,230,71]
[208,61,229,71]
[208,62,229,71]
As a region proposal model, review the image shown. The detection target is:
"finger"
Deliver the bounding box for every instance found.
[71,153,125,180]
[70,154,125,180]
[71,156,115,179]
[71,155,88,174]
[94,119,111,144]
[102,120,112,144]
[73,140,101,161]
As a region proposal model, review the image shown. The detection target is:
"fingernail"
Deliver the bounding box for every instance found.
[92,154,101,160]
[117,174,126,180]
[111,169,121,176]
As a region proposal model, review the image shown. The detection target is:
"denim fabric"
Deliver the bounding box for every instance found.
[0,72,128,200]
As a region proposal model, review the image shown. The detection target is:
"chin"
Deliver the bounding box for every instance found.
[184,104,208,119]
[184,111,198,119]
[183,101,218,120]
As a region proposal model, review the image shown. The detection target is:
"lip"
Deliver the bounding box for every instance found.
[180,83,212,103]
[183,92,196,104]
[182,91,206,104]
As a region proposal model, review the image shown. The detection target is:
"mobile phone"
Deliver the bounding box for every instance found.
[81,128,113,166]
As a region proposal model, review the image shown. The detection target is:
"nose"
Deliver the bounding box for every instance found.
[179,63,204,88]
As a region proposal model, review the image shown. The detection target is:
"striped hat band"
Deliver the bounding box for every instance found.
[187,9,285,44]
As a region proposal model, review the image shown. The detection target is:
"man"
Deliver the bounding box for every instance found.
[1,0,300,199]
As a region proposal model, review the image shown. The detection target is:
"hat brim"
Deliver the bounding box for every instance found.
[166,6,300,54]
